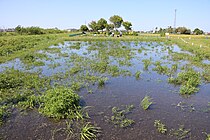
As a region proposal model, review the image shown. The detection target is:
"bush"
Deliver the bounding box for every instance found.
[39,87,80,119]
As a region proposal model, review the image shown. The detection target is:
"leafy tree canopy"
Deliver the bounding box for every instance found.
[80,25,89,32]
[109,15,123,29]
[88,21,99,32]
[193,28,204,35]
[122,21,132,31]
[97,18,108,31]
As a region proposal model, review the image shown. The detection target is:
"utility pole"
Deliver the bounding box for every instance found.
[174,9,177,34]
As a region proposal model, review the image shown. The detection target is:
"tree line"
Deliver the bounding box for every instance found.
[80,15,132,33]
[156,26,204,35]
[14,25,65,35]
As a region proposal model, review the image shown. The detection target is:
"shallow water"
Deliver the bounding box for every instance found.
[0,41,210,140]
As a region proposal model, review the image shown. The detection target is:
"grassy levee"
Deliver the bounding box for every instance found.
[0,33,69,63]
[169,35,210,59]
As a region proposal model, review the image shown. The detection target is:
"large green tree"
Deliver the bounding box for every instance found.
[176,27,191,34]
[109,15,123,30]
[97,18,108,32]
[15,25,22,34]
[122,21,132,31]
[193,28,204,35]
[167,26,173,33]
[106,24,114,32]
[80,25,89,32]
[88,21,99,32]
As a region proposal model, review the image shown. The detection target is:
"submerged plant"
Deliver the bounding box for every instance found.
[170,125,191,140]
[154,120,167,134]
[0,105,10,125]
[153,62,169,75]
[142,59,152,70]
[171,63,178,73]
[202,69,210,83]
[140,95,153,110]
[111,105,135,128]
[98,77,108,87]
[80,122,101,140]
[135,71,141,79]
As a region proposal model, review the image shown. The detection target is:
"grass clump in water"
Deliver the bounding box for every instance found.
[111,105,135,128]
[98,77,108,87]
[80,122,101,140]
[202,68,210,83]
[140,95,153,110]
[169,125,191,140]
[203,132,210,140]
[153,61,169,75]
[135,71,141,79]
[168,69,201,95]
[142,59,152,70]
[0,105,10,125]
[154,120,167,134]
[39,87,80,119]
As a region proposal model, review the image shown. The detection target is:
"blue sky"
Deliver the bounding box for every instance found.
[0,0,210,32]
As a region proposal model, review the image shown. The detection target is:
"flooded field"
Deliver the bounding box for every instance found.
[0,41,210,140]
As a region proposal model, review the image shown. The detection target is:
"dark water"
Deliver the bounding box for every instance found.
[0,41,210,140]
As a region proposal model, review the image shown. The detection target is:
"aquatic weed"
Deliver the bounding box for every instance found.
[142,59,152,70]
[135,71,141,79]
[80,122,101,140]
[169,125,191,140]
[154,120,167,134]
[168,69,201,95]
[140,95,153,110]
[111,105,135,128]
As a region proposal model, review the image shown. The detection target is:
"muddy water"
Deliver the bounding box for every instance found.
[0,41,210,140]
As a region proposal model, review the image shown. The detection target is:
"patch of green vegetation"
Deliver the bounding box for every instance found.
[39,87,81,119]
[135,71,141,79]
[168,69,201,95]
[170,125,191,140]
[98,77,108,87]
[0,69,50,105]
[0,34,66,63]
[202,68,210,83]
[80,122,101,140]
[111,105,135,128]
[18,95,41,109]
[48,62,61,69]
[20,53,47,66]
[142,59,152,70]
[69,66,82,75]
[171,53,191,61]
[153,61,169,75]
[171,63,178,73]
[203,132,210,140]
[154,120,167,134]
[140,95,153,110]
[0,105,10,125]
[69,45,81,50]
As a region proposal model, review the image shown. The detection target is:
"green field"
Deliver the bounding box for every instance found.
[0,33,210,140]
